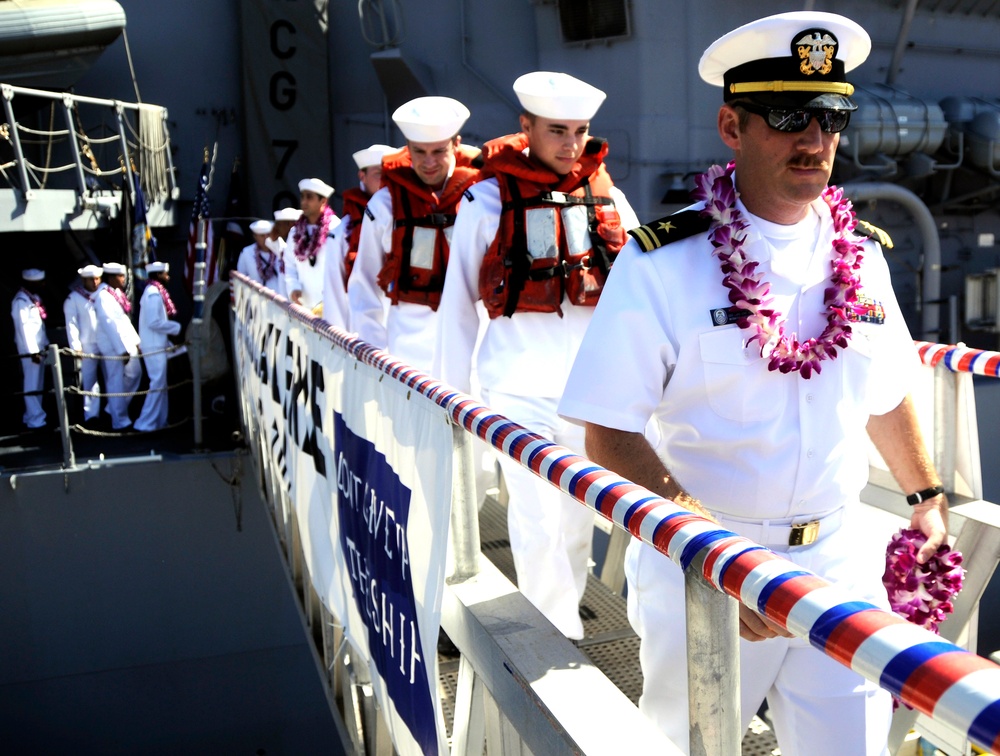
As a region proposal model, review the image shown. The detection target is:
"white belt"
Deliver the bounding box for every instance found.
[717,508,845,548]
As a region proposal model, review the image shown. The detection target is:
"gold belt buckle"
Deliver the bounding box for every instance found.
[789,520,820,546]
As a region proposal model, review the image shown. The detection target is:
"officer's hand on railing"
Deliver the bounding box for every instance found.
[739,604,794,642]
[30,353,42,364]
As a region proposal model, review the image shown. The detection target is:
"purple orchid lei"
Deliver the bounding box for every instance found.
[883,527,964,632]
[691,162,866,379]
[149,280,177,318]
[882,527,964,711]
[291,204,335,263]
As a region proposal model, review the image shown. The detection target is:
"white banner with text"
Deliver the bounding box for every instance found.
[233,281,452,756]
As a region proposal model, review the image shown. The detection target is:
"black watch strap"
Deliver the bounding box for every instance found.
[906,485,944,506]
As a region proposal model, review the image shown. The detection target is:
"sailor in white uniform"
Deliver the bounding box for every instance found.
[435,74,639,639]
[135,261,181,432]
[284,178,342,321]
[268,206,301,299]
[558,12,949,755]
[94,262,141,429]
[236,219,281,291]
[11,268,49,429]
[63,264,103,422]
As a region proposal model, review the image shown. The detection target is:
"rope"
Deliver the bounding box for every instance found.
[15,124,71,137]
[65,377,192,399]
[70,415,191,437]
[21,161,77,174]
[64,344,186,360]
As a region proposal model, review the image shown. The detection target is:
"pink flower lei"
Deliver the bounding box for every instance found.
[691,162,866,379]
[882,527,964,710]
[149,280,177,318]
[292,204,334,263]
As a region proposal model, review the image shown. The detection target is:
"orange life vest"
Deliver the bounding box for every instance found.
[376,145,483,309]
[339,186,369,290]
[477,133,626,319]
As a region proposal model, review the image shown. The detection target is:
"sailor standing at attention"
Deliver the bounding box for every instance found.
[434,73,639,639]
[94,262,141,430]
[558,13,948,755]
[236,219,281,290]
[11,268,50,429]
[328,143,395,304]
[348,97,482,372]
[63,264,103,423]
[135,261,181,432]
[284,178,340,320]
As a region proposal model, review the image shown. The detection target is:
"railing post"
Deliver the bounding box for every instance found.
[62,95,87,196]
[2,84,34,200]
[190,217,207,447]
[449,423,481,580]
[685,553,741,756]
[48,345,75,469]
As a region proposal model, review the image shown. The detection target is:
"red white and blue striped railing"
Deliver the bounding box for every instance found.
[916,341,1000,377]
[233,275,1000,754]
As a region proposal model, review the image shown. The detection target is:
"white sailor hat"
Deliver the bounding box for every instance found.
[699,11,870,111]
[273,207,303,222]
[298,178,334,197]
[513,71,607,120]
[392,96,470,144]
[249,219,274,235]
[147,261,169,273]
[352,144,395,170]
[22,268,45,282]
[102,262,126,275]
[77,264,103,278]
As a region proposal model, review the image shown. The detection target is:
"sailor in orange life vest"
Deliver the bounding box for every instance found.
[327,144,395,304]
[434,72,640,640]
[284,177,342,321]
[558,12,948,755]
[347,96,482,372]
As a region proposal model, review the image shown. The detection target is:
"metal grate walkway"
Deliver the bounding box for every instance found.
[438,493,781,754]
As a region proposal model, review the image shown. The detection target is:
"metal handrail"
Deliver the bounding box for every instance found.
[231,272,1000,755]
[1,82,177,201]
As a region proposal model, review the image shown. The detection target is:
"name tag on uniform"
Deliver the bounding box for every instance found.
[848,294,886,325]
[709,306,752,327]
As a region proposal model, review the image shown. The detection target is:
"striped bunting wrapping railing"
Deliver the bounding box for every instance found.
[915,341,1000,377]
[233,274,1000,754]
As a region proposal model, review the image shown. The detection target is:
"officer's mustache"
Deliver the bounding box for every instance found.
[787,157,829,170]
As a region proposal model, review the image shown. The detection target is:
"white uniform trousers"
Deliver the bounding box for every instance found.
[625,516,892,756]
[20,357,46,428]
[134,352,168,431]
[79,349,100,420]
[481,389,594,640]
[103,355,141,429]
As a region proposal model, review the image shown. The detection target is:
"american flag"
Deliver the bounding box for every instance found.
[184,160,215,293]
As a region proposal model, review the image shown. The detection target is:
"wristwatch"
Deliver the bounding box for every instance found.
[906,485,944,506]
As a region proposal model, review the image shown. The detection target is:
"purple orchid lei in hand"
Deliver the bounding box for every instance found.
[883,527,964,632]
[691,162,866,379]
[882,527,964,711]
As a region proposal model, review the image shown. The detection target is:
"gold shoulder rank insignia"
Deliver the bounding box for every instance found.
[628,209,711,253]
[855,219,894,249]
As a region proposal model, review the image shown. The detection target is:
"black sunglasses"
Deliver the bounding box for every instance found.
[735,101,852,134]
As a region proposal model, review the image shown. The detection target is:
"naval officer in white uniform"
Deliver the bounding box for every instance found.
[135,261,181,432]
[11,268,49,429]
[63,264,103,422]
[94,262,141,429]
[236,219,281,291]
[558,12,949,755]
[284,178,341,322]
